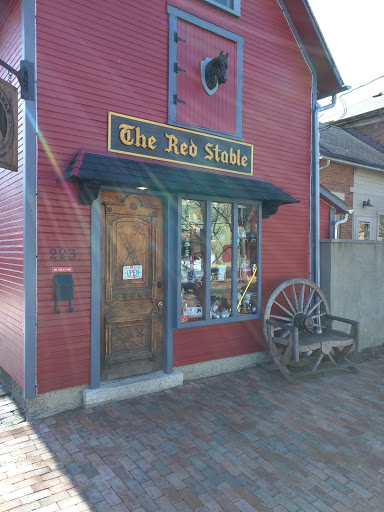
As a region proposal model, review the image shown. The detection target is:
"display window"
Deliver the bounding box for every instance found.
[178,196,261,327]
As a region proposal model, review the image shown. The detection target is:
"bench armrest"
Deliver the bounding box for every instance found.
[265,320,300,362]
[326,315,360,353]
[326,314,359,327]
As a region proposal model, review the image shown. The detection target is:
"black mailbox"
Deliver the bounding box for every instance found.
[54,274,74,314]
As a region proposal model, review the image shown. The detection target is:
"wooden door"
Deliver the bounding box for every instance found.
[100,191,163,380]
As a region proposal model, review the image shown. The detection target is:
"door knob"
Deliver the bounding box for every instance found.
[157,301,163,308]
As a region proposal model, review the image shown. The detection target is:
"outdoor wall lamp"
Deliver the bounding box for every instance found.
[362,199,374,207]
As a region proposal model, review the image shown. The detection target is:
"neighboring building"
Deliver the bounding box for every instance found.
[332,93,384,153]
[0,0,345,417]
[319,123,384,240]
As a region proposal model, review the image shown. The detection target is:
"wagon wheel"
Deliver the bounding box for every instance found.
[263,278,330,375]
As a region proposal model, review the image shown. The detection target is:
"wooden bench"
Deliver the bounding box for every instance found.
[263,278,359,382]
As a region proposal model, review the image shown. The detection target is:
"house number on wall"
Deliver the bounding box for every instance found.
[49,248,76,259]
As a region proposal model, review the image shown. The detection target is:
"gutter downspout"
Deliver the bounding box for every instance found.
[334,210,352,239]
[320,159,330,171]
[312,97,337,285]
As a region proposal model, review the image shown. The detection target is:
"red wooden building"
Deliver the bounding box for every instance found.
[0,0,345,417]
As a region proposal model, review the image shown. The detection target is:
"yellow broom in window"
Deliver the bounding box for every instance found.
[237,265,257,311]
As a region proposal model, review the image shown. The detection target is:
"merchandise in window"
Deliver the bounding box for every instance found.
[179,198,260,325]
[210,202,233,318]
[181,200,206,323]
[237,204,258,316]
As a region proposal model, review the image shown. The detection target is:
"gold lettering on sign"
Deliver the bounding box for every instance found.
[119,124,157,149]
[164,133,179,154]
[189,140,197,158]
[135,127,147,148]
[164,134,197,158]
[148,136,156,150]
[204,143,214,161]
[114,117,250,170]
[180,142,188,156]
[119,124,135,145]
[204,143,248,168]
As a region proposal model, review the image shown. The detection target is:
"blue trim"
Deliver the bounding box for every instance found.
[231,203,238,314]
[176,195,262,329]
[90,193,101,389]
[167,5,243,42]
[176,197,182,325]
[257,202,262,314]
[236,41,244,139]
[200,0,241,16]
[22,0,37,399]
[301,0,344,93]
[168,12,177,125]
[164,195,177,374]
[167,5,244,139]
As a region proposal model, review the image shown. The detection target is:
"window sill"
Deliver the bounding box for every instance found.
[176,313,261,329]
[200,0,241,17]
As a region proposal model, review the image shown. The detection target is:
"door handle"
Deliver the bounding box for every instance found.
[157,301,164,308]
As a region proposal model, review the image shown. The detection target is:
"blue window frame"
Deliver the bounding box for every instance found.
[177,194,262,328]
[201,0,241,16]
[167,5,244,140]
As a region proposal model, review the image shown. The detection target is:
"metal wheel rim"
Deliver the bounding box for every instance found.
[263,278,330,342]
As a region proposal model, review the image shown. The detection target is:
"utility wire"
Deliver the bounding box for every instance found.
[319,74,384,126]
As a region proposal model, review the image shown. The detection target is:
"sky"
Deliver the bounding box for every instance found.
[307,0,384,111]
[308,0,383,89]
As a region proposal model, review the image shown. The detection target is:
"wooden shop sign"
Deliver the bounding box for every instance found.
[0,78,18,172]
[108,113,253,175]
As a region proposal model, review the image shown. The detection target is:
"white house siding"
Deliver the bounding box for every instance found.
[352,168,384,240]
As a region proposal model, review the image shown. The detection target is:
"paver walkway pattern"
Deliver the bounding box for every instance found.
[1,360,384,512]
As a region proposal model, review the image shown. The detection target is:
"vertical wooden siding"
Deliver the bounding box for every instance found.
[177,20,237,135]
[0,0,24,387]
[36,0,311,391]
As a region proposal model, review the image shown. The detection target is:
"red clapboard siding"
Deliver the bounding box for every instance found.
[35,0,312,391]
[177,20,237,134]
[0,0,24,388]
[320,200,331,239]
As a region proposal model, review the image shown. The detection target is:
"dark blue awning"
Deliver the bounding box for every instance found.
[64,152,299,218]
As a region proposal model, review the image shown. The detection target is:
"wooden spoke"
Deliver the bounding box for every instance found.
[281,290,295,315]
[291,284,299,312]
[264,277,357,382]
[312,311,326,319]
[273,300,294,317]
[299,284,305,312]
[270,314,293,322]
[303,288,315,313]
[306,298,324,316]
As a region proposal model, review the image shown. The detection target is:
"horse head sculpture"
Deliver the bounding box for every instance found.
[205,51,229,91]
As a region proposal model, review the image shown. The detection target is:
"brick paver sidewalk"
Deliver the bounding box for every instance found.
[1,361,384,512]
